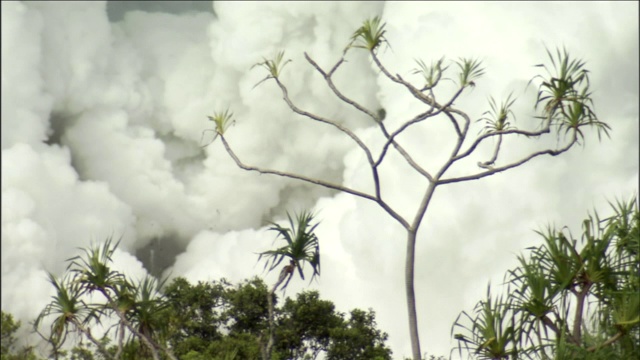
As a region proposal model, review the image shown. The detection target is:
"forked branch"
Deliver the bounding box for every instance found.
[219,135,410,229]
[438,131,578,185]
[303,51,434,182]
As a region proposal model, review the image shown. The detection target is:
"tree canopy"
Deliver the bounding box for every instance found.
[24,246,391,360]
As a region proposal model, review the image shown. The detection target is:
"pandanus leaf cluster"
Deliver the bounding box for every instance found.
[531,47,610,142]
[34,237,176,360]
[479,93,517,134]
[453,197,639,359]
[347,16,388,52]
[258,210,320,291]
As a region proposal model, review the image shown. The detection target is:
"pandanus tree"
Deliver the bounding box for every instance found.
[34,273,110,359]
[257,210,321,360]
[34,238,177,360]
[452,197,639,359]
[209,16,610,359]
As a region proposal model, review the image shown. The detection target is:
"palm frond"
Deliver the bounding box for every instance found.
[412,57,449,90]
[67,236,126,299]
[206,109,236,137]
[258,210,321,290]
[252,51,292,88]
[529,46,609,143]
[346,16,388,53]
[455,58,485,88]
[478,93,518,134]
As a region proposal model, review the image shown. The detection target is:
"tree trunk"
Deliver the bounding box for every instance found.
[406,229,422,360]
[406,181,437,360]
[263,265,293,360]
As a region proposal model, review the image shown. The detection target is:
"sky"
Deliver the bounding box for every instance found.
[1,1,638,358]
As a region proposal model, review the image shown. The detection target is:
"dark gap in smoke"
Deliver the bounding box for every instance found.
[265,183,340,226]
[44,112,71,147]
[106,1,216,23]
[135,234,187,278]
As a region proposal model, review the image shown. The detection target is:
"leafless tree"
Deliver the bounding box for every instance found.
[209,17,609,360]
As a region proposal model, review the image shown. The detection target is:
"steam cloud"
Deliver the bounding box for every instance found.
[2,1,638,357]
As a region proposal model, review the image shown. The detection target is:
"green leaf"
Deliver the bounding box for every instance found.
[206,109,235,137]
[455,58,485,88]
[412,57,449,90]
[251,51,292,88]
[258,210,321,291]
[346,16,388,52]
[529,46,610,143]
[478,92,518,134]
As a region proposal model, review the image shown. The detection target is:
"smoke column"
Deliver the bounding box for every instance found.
[2,1,638,357]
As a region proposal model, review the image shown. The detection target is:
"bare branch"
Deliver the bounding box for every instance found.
[98,290,177,360]
[445,110,463,138]
[72,320,114,360]
[438,132,577,185]
[372,101,465,175]
[371,51,466,111]
[375,120,434,182]
[274,78,376,166]
[453,125,552,162]
[304,52,434,182]
[220,135,410,229]
[587,332,625,352]
[369,54,470,172]
[304,52,379,121]
[478,134,503,168]
[272,76,389,199]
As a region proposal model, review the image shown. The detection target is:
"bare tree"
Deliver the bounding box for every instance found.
[208,17,610,360]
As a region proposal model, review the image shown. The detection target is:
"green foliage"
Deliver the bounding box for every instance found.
[327,308,392,360]
[479,93,517,134]
[163,277,266,359]
[453,286,517,359]
[412,57,448,91]
[207,109,235,136]
[1,311,38,360]
[252,51,292,88]
[163,277,230,357]
[34,273,95,349]
[128,276,171,348]
[224,278,270,335]
[24,268,393,360]
[347,16,388,52]
[259,211,321,290]
[455,58,485,88]
[67,236,126,298]
[275,291,343,359]
[453,196,639,359]
[34,238,174,360]
[161,276,392,360]
[205,333,260,360]
[531,47,610,142]
[1,312,20,357]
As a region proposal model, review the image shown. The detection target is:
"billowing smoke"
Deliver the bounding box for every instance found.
[2,1,638,358]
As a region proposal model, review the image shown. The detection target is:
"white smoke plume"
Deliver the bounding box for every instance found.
[2,1,638,358]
